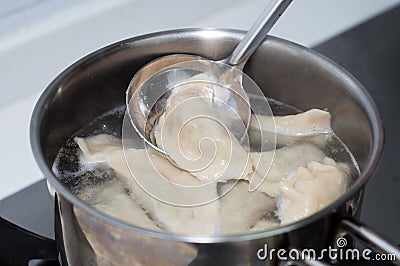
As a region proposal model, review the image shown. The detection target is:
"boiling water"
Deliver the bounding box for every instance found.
[53,106,125,199]
[52,98,360,230]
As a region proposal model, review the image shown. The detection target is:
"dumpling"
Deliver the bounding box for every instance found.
[75,134,122,164]
[107,149,221,235]
[219,181,275,234]
[75,134,204,189]
[77,181,159,230]
[153,78,253,183]
[249,109,333,148]
[250,220,280,232]
[249,144,325,197]
[76,134,221,235]
[277,157,349,225]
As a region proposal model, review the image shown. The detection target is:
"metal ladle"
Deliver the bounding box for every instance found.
[126,0,292,155]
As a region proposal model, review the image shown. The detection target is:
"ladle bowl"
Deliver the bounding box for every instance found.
[126,0,292,155]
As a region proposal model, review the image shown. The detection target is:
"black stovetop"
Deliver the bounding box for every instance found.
[1,5,399,265]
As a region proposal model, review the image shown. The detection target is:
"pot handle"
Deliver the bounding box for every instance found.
[0,216,58,265]
[339,217,400,263]
[280,217,400,266]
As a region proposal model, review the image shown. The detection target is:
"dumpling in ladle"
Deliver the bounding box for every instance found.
[153,77,253,182]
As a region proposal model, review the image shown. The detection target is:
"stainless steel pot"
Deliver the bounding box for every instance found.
[28,29,399,265]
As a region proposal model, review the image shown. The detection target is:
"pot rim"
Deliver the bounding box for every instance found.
[30,28,384,243]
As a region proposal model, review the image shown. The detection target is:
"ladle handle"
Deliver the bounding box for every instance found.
[227,0,292,67]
